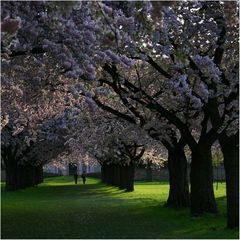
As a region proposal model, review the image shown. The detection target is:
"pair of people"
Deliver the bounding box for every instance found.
[74,172,86,185]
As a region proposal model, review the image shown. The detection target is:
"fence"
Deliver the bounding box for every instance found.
[134,165,225,182]
[1,166,225,182]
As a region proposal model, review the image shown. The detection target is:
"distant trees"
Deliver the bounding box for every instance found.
[64,106,164,192]
[1,43,69,190]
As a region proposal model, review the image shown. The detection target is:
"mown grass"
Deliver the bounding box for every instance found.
[1,176,239,239]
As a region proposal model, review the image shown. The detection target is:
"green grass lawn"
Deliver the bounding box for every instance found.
[1,176,239,239]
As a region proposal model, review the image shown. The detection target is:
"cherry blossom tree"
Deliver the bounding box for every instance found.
[1,46,70,190]
[64,102,165,191]
[85,1,238,226]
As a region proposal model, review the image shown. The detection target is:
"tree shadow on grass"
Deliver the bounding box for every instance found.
[114,195,237,239]
[36,180,169,201]
[2,178,238,239]
[135,180,169,185]
[2,180,130,200]
[216,196,226,201]
[2,178,167,211]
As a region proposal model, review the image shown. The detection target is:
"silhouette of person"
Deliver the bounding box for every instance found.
[81,172,86,184]
[74,171,78,184]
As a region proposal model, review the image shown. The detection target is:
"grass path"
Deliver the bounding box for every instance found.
[1,176,239,239]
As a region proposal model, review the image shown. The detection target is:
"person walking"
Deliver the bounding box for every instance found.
[81,172,86,184]
[74,171,78,184]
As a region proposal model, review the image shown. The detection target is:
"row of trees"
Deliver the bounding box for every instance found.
[1,50,69,190]
[87,1,238,227]
[64,105,165,192]
[1,1,238,228]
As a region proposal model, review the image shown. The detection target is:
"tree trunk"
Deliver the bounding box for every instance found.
[190,145,218,216]
[166,147,190,208]
[125,162,135,192]
[30,166,36,186]
[119,165,126,189]
[146,161,153,182]
[119,165,131,190]
[38,164,44,184]
[34,165,43,185]
[108,164,114,185]
[2,145,42,190]
[3,149,22,191]
[5,159,18,191]
[105,164,110,184]
[35,166,39,185]
[16,164,37,189]
[5,161,36,191]
[112,164,117,186]
[219,133,239,228]
[101,164,106,183]
[17,165,26,189]
[113,164,120,187]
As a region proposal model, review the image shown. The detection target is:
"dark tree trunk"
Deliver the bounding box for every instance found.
[30,166,36,186]
[190,145,218,216]
[106,164,110,184]
[119,165,132,190]
[166,147,190,208]
[116,165,121,187]
[112,164,117,186]
[3,146,21,191]
[16,165,37,189]
[101,164,106,183]
[39,165,44,184]
[219,133,239,228]
[108,164,114,185]
[35,165,44,185]
[3,147,21,191]
[102,163,121,188]
[119,165,127,189]
[2,145,42,190]
[113,164,120,187]
[105,164,110,184]
[146,161,153,182]
[17,165,27,189]
[5,159,18,191]
[5,161,36,191]
[125,162,135,192]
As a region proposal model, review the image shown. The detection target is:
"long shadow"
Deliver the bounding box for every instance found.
[37,180,165,197]
[135,181,169,185]
[1,178,228,210]
[2,178,237,239]
[36,184,127,197]
[1,178,167,209]
[216,196,226,201]
[2,180,128,199]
